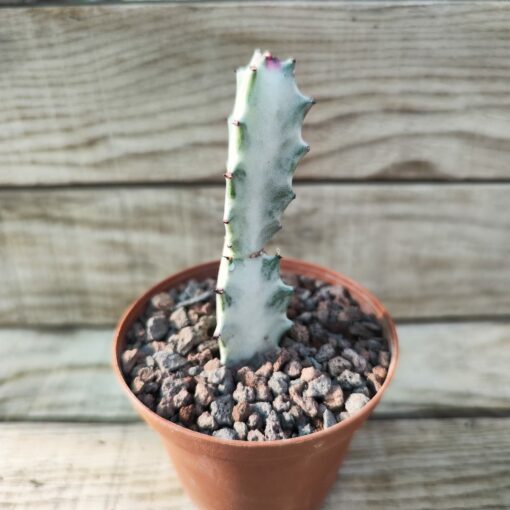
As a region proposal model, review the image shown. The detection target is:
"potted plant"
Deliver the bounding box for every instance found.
[113,50,399,510]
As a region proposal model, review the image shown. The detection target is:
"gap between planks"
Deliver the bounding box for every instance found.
[2,178,510,192]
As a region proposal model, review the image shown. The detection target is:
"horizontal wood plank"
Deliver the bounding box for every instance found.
[1,321,509,422]
[1,418,509,509]
[1,3,510,185]
[1,184,509,325]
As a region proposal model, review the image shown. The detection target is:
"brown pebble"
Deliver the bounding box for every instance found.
[232,402,250,422]
[367,373,382,394]
[284,360,302,379]
[194,382,214,406]
[121,349,142,374]
[179,404,195,425]
[237,367,258,388]
[373,365,388,382]
[301,366,320,382]
[273,348,292,372]
[256,382,272,402]
[378,350,390,368]
[324,385,344,411]
[203,358,221,372]
[288,323,310,344]
[255,361,273,378]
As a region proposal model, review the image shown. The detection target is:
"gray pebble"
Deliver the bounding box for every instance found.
[210,395,234,426]
[233,421,248,440]
[188,365,202,377]
[315,343,336,362]
[280,411,295,431]
[337,369,363,390]
[298,423,313,436]
[247,413,262,430]
[338,411,351,422]
[250,402,272,420]
[323,409,337,429]
[213,428,238,440]
[233,383,256,403]
[153,351,188,372]
[268,371,290,396]
[247,430,266,442]
[306,356,323,371]
[352,385,371,398]
[205,366,226,385]
[146,316,169,341]
[345,393,370,414]
[218,370,235,395]
[327,356,352,377]
[304,374,332,398]
[273,395,291,412]
[265,411,285,441]
[197,411,216,431]
[342,348,368,374]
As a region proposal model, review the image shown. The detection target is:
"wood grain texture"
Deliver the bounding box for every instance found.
[1,322,509,422]
[1,184,509,325]
[1,418,509,509]
[1,3,510,185]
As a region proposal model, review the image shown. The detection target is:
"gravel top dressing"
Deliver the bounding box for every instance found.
[121,274,391,441]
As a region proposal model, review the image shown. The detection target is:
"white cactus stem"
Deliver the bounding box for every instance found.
[216,50,314,364]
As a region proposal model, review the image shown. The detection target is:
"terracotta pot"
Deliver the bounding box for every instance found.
[113,258,399,510]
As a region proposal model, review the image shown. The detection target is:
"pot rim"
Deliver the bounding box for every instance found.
[112,257,399,449]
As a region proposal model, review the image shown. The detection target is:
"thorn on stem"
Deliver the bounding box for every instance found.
[223,219,230,225]
[214,288,225,295]
[231,119,241,127]
[222,255,232,262]
[224,172,232,180]
[249,65,257,73]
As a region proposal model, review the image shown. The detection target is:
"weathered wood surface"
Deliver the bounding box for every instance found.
[1,3,510,185]
[1,184,509,325]
[1,418,509,509]
[1,321,509,422]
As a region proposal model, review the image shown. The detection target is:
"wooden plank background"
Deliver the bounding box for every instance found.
[1,184,509,325]
[0,3,510,185]
[2,321,509,422]
[1,2,510,509]
[2,419,509,510]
